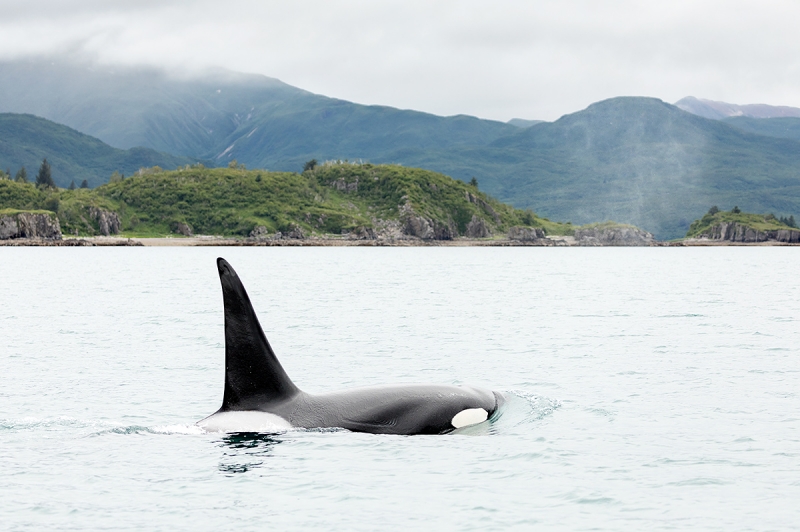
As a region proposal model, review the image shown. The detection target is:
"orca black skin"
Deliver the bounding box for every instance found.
[198,258,504,435]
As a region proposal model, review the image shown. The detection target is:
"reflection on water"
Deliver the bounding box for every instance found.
[217,432,283,475]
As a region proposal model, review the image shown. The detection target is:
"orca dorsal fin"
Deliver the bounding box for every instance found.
[216,258,299,410]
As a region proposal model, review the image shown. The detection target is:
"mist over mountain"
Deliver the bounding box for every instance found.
[0,59,517,169]
[459,97,800,239]
[2,60,800,239]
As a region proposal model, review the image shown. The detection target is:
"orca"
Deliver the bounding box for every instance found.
[198,258,504,435]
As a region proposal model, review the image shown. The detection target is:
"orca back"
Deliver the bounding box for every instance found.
[216,258,299,411]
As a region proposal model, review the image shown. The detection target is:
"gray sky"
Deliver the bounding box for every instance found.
[2,0,799,121]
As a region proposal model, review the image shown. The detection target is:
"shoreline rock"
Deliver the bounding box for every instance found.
[699,222,800,243]
[508,226,546,242]
[574,225,655,246]
[0,211,62,240]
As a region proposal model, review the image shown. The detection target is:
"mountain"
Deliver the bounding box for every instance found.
[507,118,545,128]
[450,97,800,239]
[0,59,518,170]
[720,116,800,142]
[2,60,800,239]
[675,96,800,120]
[0,113,199,188]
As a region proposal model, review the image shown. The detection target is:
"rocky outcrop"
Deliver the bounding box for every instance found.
[574,225,655,246]
[0,211,62,240]
[465,215,491,238]
[403,215,456,240]
[397,202,456,240]
[346,226,377,240]
[775,229,800,243]
[466,192,501,223]
[169,221,193,237]
[331,178,358,193]
[250,225,270,239]
[88,207,121,236]
[282,224,306,239]
[249,224,306,240]
[700,222,800,243]
[508,226,546,241]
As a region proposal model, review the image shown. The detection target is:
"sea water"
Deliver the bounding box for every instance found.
[1,247,798,530]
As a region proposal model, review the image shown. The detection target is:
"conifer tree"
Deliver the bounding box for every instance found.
[36,158,56,189]
[15,167,27,183]
[303,159,318,172]
[68,180,76,190]
[80,179,89,189]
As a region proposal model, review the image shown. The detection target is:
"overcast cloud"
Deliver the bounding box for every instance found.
[1,0,799,121]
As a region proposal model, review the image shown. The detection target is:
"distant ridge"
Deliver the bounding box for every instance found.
[507,118,545,129]
[0,113,199,188]
[0,59,517,170]
[2,59,800,239]
[675,96,800,120]
[469,96,800,239]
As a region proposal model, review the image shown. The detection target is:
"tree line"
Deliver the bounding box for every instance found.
[0,158,89,189]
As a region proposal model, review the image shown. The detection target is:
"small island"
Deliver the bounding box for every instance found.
[683,206,800,244]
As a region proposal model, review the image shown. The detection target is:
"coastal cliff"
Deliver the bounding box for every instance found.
[0,210,62,239]
[699,222,800,243]
[686,207,800,243]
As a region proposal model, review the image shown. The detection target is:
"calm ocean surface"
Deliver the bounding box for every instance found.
[1,247,799,530]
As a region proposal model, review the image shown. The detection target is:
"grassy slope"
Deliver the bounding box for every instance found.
[0,163,564,237]
[0,207,52,216]
[686,209,799,237]
[0,113,201,189]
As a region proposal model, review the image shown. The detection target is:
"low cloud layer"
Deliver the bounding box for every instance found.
[2,0,800,121]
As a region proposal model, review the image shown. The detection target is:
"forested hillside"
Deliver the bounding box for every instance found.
[0,113,200,188]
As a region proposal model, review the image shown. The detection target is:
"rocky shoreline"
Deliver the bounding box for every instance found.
[2,212,798,246]
[694,222,800,244]
[3,235,798,247]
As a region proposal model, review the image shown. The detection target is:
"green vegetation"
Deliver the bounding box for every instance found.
[0,207,53,216]
[6,60,800,240]
[309,161,549,235]
[686,206,799,237]
[0,179,119,235]
[35,158,56,189]
[0,162,563,238]
[303,159,317,172]
[0,113,203,189]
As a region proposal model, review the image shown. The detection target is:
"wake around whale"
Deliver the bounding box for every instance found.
[198,258,504,435]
